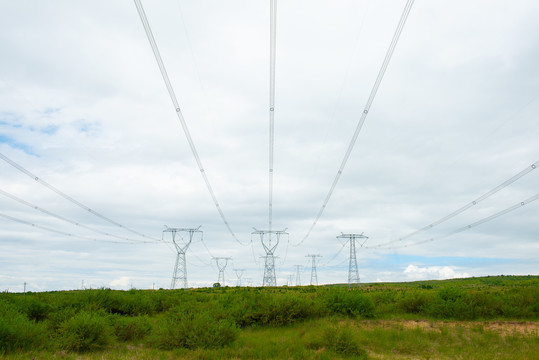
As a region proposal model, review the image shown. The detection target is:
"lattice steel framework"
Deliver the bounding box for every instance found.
[164,226,202,289]
[234,269,245,287]
[252,228,288,286]
[213,257,231,286]
[337,233,368,288]
[294,265,302,286]
[306,254,322,285]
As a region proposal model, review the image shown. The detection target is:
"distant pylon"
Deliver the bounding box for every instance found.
[337,233,368,288]
[294,265,302,286]
[252,228,288,286]
[306,254,322,285]
[213,257,231,286]
[164,226,202,289]
[234,269,245,286]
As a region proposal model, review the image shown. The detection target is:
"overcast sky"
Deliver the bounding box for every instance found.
[1,0,538,291]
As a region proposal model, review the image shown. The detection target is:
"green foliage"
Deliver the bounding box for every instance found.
[307,323,368,358]
[0,275,537,357]
[19,298,52,322]
[324,289,375,318]
[0,300,46,353]
[397,290,433,314]
[57,311,113,352]
[110,315,152,342]
[150,308,238,350]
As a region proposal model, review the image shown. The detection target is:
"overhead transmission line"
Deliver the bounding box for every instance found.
[0,212,153,244]
[295,0,415,246]
[369,193,539,250]
[369,160,539,248]
[133,0,246,246]
[268,0,277,233]
[0,152,162,242]
[0,188,159,244]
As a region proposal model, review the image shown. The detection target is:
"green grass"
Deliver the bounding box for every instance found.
[0,275,538,358]
[2,318,537,359]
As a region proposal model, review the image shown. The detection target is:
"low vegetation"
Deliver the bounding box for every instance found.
[1,275,538,359]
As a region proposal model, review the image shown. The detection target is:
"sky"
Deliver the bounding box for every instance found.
[1,0,538,292]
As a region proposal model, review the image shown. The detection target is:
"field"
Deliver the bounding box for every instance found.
[1,275,538,359]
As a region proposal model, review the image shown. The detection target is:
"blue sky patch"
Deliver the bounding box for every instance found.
[0,134,36,155]
[0,112,23,127]
[41,124,59,135]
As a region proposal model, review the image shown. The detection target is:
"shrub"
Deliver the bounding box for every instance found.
[309,323,369,358]
[20,298,52,322]
[57,311,113,352]
[0,300,46,353]
[111,315,152,342]
[398,290,432,314]
[258,292,323,326]
[151,309,238,350]
[429,287,475,320]
[325,289,375,318]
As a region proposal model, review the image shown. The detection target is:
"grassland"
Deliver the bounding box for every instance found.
[1,275,538,359]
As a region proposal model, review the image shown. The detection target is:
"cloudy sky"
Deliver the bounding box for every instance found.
[1,0,538,291]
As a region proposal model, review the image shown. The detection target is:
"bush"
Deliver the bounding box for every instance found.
[428,287,475,320]
[57,311,113,352]
[398,290,432,314]
[258,292,323,326]
[0,300,46,353]
[151,309,238,350]
[111,315,152,341]
[309,324,369,358]
[325,289,375,318]
[20,298,52,322]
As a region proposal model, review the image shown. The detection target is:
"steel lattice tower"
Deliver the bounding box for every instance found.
[164,226,202,289]
[306,254,322,285]
[252,228,288,286]
[234,269,245,287]
[213,257,231,286]
[337,233,368,288]
[294,265,302,286]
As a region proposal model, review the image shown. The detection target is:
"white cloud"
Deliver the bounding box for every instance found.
[404,264,470,281]
[110,276,131,289]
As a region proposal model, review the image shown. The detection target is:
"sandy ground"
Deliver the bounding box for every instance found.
[358,319,539,336]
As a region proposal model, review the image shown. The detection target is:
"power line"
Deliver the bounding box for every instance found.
[133,0,247,246]
[0,188,159,244]
[370,193,539,250]
[0,212,153,245]
[0,152,161,242]
[370,160,539,248]
[295,0,415,246]
[268,0,277,233]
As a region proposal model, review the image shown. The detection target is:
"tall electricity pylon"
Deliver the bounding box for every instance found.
[164,226,202,289]
[213,257,231,286]
[294,265,302,286]
[306,254,322,285]
[252,228,288,286]
[234,268,245,287]
[337,233,368,288]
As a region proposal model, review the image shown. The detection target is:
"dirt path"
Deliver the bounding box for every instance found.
[358,319,539,336]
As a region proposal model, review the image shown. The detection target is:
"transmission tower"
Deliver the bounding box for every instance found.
[287,274,294,286]
[234,268,245,287]
[213,257,231,286]
[294,265,302,286]
[306,254,322,285]
[252,228,288,286]
[337,233,368,288]
[164,226,202,289]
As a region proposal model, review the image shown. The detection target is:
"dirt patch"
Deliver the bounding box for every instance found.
[356,319,539,336]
